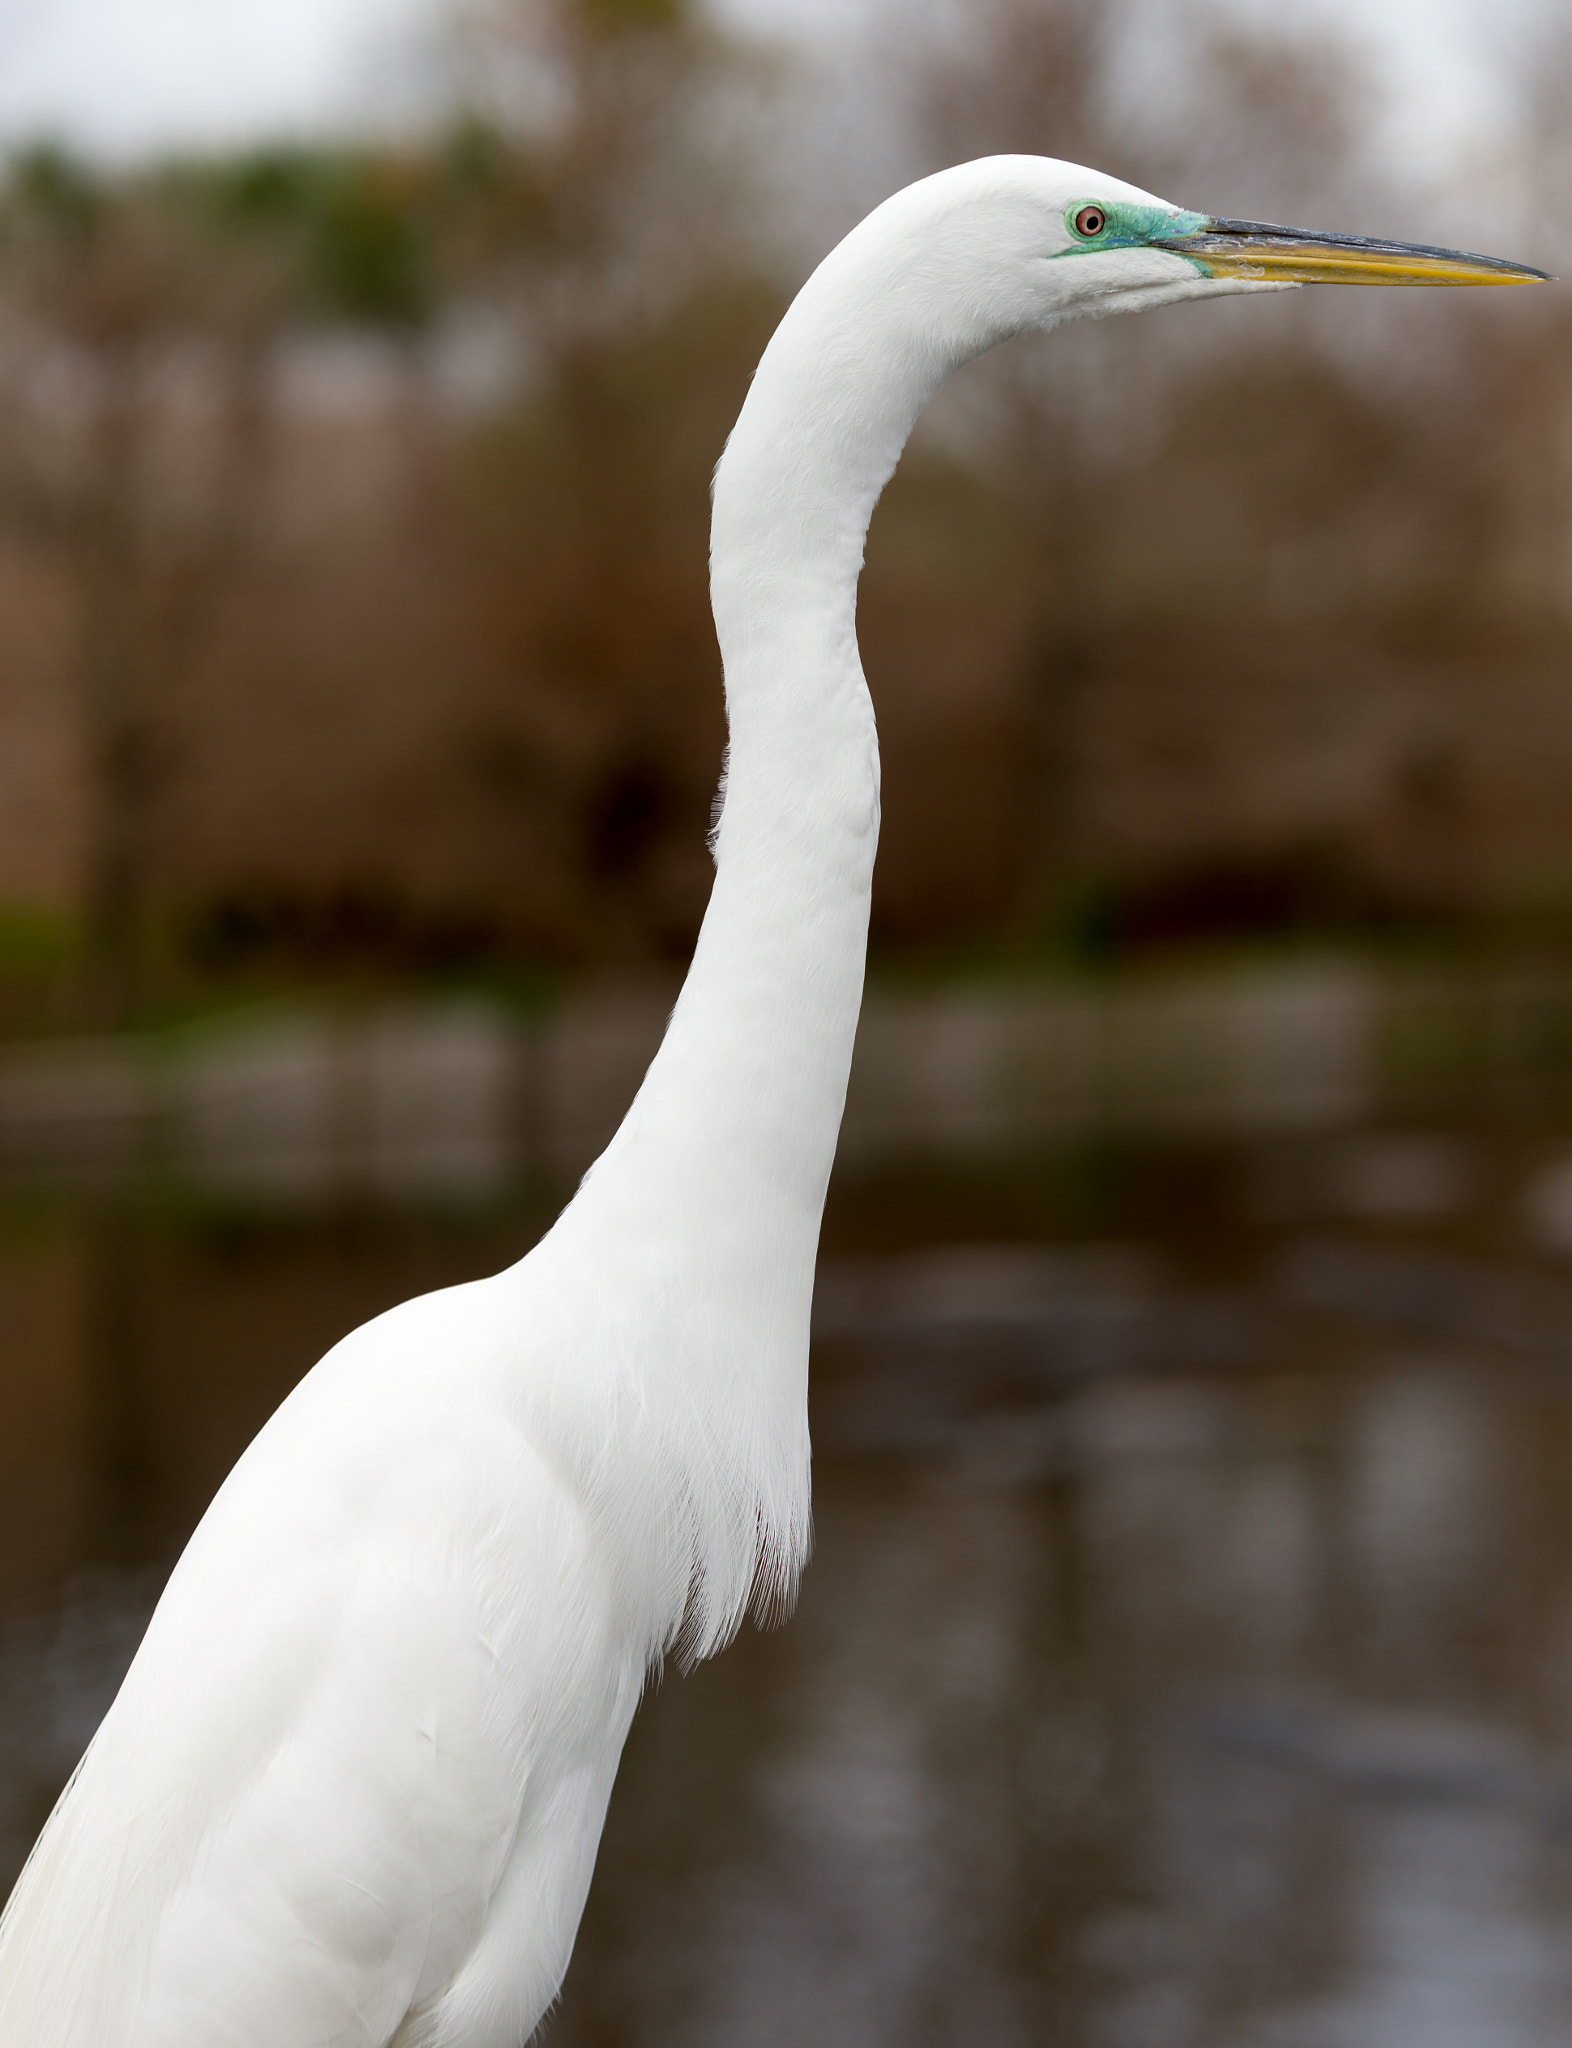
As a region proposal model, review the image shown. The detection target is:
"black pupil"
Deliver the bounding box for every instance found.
[1080,208,1103,235]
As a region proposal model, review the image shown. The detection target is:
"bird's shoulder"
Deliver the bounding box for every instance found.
[0,1386,631,2047]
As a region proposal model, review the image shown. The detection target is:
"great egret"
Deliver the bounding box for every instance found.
[0,157,1542,2047]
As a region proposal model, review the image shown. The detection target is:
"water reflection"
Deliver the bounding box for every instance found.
[7,1132,1572,2043]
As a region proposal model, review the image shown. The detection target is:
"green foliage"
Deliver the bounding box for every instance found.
[0,906,75,974]
[7,142,103,240]
[0,908,79,1038]
[0,137,516,332]
[437,118,516,202]
[168,144,434,325]
[308,158,429,324]
[199,146,321,227]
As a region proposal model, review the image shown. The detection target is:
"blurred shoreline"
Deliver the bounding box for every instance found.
[1,2,1570,1036]
[6,952,1572,1204]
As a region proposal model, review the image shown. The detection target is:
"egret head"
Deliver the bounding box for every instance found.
[1060,181,1545,294]
[717,156,1549,604]
[896,157,1550,341]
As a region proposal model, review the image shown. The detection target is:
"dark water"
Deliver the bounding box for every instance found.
[9,1127,1572,2044]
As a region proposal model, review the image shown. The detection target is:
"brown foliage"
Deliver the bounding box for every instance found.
[1,0,1571,1022]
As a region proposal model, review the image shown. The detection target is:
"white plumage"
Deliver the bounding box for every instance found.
[0,156,1536,2046]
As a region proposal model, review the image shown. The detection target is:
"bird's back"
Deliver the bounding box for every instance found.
[0,1275,644,2048]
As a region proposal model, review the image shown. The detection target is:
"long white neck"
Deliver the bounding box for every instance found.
[534,173,1039,1659]
[513,155,1250,1660]
[603,213,1022,1215]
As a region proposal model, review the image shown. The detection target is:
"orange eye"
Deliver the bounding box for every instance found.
[1074,205,1107,238]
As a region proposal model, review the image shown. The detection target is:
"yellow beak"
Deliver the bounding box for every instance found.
[1156,218,1551,288]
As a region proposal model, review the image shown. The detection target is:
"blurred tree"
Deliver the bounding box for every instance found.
[888,0,1127,936]
[420,0,780,960]
[873,0,1428,952]
[0,148,289,1023]
[0,0,1566,1012]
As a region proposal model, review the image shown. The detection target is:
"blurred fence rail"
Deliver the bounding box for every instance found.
[3,960,1572,1203]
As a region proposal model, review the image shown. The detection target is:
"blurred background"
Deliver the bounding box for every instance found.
[10,0,1572,2039]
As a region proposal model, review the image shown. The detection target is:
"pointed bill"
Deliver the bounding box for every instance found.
[1155,218,1551,288]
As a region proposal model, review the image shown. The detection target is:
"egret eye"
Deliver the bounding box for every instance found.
[1073,204,1107,239]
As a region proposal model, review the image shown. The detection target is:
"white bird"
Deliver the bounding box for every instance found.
[0,157,1540,2048]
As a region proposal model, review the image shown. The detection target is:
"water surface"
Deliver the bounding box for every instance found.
[6,1127,1572,2045]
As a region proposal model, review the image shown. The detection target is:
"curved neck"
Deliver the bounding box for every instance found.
[587,246,967,1262]
[517,155,1229,1653]
[540,199,993,1655]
